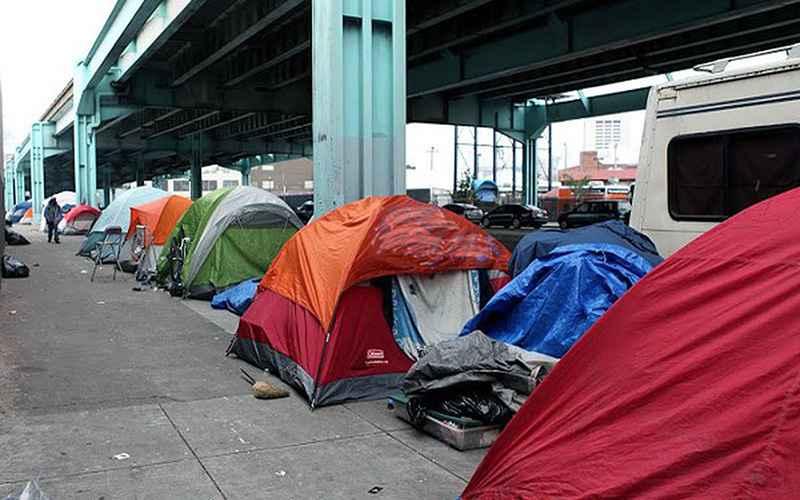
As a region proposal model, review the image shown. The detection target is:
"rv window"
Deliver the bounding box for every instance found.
[668,126,800,221]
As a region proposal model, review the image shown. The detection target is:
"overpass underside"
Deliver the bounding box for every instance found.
[6,0,800,222]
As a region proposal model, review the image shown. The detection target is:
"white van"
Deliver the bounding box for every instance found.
[630,53,800,256]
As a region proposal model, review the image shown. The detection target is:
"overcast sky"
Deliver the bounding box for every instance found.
[0,1,115,155]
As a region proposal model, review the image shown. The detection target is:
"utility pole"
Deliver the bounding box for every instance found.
[453,126,458,194]
[426,146,437,171]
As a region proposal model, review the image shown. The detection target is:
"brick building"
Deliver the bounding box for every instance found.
[250,158,313,195]
[559,151,637,185]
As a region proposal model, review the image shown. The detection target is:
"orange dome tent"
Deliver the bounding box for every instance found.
[231,195,511,406]
[128,195,192,280]
[127,195,193,245]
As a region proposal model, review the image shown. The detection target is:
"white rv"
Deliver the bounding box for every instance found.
[630,52,800,256]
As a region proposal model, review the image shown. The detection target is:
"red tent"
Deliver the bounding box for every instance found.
[61,204,101,235]
[230,195,510,407]
[463,188,800,499]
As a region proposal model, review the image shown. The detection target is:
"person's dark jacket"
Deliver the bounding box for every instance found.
[44,201,63,225]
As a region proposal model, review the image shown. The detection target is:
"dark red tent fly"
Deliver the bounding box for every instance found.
[463,187,800,499]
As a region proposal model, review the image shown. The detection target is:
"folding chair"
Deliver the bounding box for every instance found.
[90,226,124,282]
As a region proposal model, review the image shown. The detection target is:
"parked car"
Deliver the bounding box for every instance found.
[443,203,483,224]
[296,200,314,223]
[558,200,631,229]
[481,204,549,229]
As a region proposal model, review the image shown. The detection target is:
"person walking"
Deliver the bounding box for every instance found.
[44,198,63,244]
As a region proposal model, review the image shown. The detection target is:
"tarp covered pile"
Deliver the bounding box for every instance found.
[509,219,662,276]
[403,332,556,426]
[229,195,511,407]
[462,186,800,499]
[463,243,654,358]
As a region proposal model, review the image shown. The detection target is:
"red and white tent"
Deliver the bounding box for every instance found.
[463,187,800,499]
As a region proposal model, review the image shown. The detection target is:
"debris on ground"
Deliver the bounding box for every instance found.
[4,228,30,246]
[2,479,50,500]
[240,369,289,399]
[2,255,30,278]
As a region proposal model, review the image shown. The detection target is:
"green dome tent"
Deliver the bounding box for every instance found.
[157,186,303,298]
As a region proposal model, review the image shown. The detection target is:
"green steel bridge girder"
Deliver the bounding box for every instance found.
[3,158,15,212]
[312,0,407,215]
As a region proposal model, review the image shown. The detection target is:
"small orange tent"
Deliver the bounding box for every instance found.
[20,207,34,224]
[128,195,192,245]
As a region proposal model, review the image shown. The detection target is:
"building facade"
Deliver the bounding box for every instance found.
[250,158,313,195]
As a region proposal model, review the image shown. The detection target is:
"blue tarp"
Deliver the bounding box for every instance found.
[8,201,32,224]
[462,243,653,358]
[472,179,499,204]
[211,278,259,315]
[509,220,662,276]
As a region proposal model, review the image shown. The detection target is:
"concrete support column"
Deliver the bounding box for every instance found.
[74,115,97,206]
[190,135,203,200]
[312,0,406,215]
[4,158,14,211]
[14,166,25,205]
[136,154,146,186]
[240,158,252,186]
[30,123,46,224]
[103,167,112,207]
[524,138,538,206]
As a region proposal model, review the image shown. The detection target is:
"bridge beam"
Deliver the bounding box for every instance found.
[312,0,406,215]
[239,158,252,186]
[4,158,14,212]
[14,156,25,206]
[29,123,48,224]
[190,135,203,200]
[74,115,97,206]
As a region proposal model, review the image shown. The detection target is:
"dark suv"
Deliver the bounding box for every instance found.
[481,204,549,229]
[558,200,631,229]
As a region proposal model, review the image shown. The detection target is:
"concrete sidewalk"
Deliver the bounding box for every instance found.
[1,227,485,499]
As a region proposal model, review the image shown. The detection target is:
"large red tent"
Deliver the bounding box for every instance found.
[462,187,800,499]
[230,195,511,407]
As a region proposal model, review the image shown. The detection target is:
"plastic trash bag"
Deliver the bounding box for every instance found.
[4,229,30,246]
[2,255,30,278]
[2,480,50,500]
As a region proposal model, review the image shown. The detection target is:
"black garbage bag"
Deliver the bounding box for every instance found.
[2,255,30,278]
[5,229,30,246]
[407,384,513,426]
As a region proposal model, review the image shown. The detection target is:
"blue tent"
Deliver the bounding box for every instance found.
[462,243,653,358]
[509,220,662,277]
[211,278,259,315]
[472,179,499,203]
[8,200,32,224]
